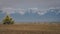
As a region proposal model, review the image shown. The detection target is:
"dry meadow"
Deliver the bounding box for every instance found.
[0,23,60,34]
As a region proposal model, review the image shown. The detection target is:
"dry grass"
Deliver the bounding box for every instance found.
[0,23,60,34]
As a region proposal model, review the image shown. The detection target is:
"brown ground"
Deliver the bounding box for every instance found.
[0,24,60,34]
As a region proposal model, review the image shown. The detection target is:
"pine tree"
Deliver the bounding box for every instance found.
[3,15,14,24]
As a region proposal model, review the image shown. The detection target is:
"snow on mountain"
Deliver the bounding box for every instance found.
[0,8,60,22]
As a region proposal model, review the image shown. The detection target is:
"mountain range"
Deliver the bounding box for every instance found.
[0,8,60,23]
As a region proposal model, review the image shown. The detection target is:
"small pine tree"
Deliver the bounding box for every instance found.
[3,15,14,24]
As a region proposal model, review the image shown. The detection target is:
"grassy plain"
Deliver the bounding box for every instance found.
[0,23,60,34]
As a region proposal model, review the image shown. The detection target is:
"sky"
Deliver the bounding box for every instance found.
[0,0,60,22]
